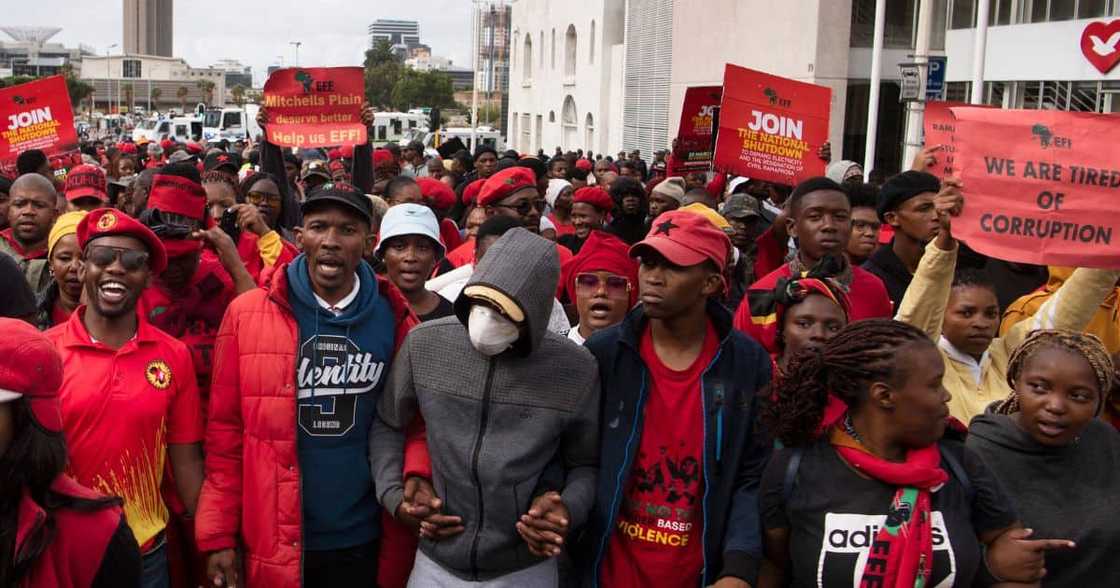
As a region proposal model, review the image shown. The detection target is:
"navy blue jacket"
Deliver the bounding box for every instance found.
[576,300,772,586]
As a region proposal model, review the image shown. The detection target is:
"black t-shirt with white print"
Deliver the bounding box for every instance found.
[760,438,1017,587]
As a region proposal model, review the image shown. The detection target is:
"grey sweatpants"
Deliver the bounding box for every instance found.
[407,550,559,588]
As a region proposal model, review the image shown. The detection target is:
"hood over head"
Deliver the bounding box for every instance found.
[454,227,559,355]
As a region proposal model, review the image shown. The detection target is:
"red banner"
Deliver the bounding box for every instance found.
[262,67,366,149]
[713,65,830,185]
[0,75,78,177]
[952,106,1120,268]
[922,100,994,178]
[669,86,722,175]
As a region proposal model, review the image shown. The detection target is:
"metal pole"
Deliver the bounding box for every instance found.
[471,1,480,151]
[863,0,886,174]
[903,0,934,167]
[970,0,990,104]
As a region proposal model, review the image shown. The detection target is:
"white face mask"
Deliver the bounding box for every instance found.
[468,304,520,356]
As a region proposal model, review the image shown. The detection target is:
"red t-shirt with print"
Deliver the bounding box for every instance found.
[599,319,718,588]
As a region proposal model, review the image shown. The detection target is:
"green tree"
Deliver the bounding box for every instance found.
[364,39,402,109]
[150,87,162,110]
[176,86,189,112]
[230,84,246,107]
[390,69,457,112]
[196,80,216,105]
[61,65,93,109]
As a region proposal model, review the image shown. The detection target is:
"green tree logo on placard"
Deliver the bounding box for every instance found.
[1031,124,1053,148]
[295,70,314,93]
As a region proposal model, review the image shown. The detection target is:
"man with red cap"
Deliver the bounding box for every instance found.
[560,230,638,345]
[477,166,573,267]
[576,209,772,588]
[558,186,613,255]
[63,164,109,212]
[1,317,142,587]
[45,208,205,588]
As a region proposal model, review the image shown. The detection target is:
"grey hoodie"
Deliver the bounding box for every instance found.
[967,412,1120,586]
[370,228,600,581]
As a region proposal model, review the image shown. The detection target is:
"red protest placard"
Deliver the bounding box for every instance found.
[0,75,78,176]
[669,86,722,175]
[263,67,366,149]
[713,65,830,185]
[952,106,1120,268]
[922,100,994,178]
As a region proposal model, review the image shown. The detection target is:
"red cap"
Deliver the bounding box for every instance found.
[417,177,456,211]
[0,318,64,433]
[63,164,108,203]
[573,186,614,213]
[631,209,730,269]
[575,159,593,172]
[77,208,168,274]
[118,142,138,154]
[478,167,537,207]
[148,174,207,221]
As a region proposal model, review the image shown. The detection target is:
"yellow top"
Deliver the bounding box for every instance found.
[894,241,1119,423]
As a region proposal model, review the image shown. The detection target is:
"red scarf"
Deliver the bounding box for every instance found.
[830,426,947,588]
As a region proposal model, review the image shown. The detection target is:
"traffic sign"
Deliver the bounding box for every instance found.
[926,56,947,100]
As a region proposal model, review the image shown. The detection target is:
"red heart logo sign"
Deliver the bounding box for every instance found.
[1081,20,1120,74]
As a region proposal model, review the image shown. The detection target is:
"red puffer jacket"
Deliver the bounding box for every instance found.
[195,263,427,588]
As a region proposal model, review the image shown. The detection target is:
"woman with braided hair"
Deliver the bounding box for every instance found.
[967,330,1120,584]
[758,319,1072,587]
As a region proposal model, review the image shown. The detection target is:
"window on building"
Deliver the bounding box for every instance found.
[539,31,544,68]
[585,113,595,151]
[523,35,533,82]
[590,21,596,64]
[549,111,556,123]
[562,96,578,148]
[945,81,971,102]
[1079,0,1109,17]
[122,59,142,78]
[988,0,1013,24]
[950,0,976,28]
[551,28,557,70]
[564,25,577,77]
[931,0,948,49]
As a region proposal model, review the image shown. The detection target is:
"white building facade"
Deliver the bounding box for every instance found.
[507,0,627,156]
[80,54,226,113]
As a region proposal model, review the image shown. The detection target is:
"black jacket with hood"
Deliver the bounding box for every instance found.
[370,228,600,581]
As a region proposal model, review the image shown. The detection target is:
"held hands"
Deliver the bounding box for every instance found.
[516,491,570,558]
[206,548,240,587]
[986,528,1075,583]
[396,476,465,541]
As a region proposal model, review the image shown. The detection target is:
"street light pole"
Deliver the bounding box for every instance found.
[105,43,117,115]
[290,42,302,67]
[471,0,481,151]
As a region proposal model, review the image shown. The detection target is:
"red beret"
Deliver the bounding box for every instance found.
[416,177,456,211]
[64,164,107,203]
[575,159,593,172]
[77,208,168,274]
[478,167,537,207]
[573,186,614,212]
[462,178,485,206]
[328,148,343,161]
[185,142,203,155]
[160,139,174,151]
[118,142,138,154]
[373,149,395,166]
[340,145,354,159]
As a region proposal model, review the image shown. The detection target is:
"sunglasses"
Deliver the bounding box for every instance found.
[495,199,545,216]
[246,191,283,206]
[575,273,631,298]
[85,245,150,272]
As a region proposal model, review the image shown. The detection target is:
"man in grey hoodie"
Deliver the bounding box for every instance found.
[370,227,600,587]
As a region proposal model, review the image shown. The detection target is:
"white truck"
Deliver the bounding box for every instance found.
[202,105,261,143]
[370,112,429,147]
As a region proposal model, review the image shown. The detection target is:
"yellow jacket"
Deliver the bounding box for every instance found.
[894,241,1120,423]
[1000,266,1120,353]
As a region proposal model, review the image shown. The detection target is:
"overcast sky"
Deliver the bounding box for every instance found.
[7,0,474,85]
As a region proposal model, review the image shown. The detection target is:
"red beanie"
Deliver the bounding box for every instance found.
[561,231,639,307]
[573,186,614,213]
[417,177,456,212]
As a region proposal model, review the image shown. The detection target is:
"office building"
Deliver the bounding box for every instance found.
[0,27,94,77]
[369,19,430,59]
[80,54,224,113]
[477,1,513,132]
[123,0,173,57]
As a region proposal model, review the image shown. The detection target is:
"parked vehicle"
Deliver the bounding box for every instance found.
[371,112,429,146]
[202,105,261,143]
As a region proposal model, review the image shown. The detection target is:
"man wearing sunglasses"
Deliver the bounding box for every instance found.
[46,208,205,588]
[576,209,772,588]
[561,230,638,345]
[477,166,574,269]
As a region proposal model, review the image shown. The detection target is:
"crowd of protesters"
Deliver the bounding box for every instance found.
[0,97,1117,588]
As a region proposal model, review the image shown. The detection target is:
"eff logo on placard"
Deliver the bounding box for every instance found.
[1030,124,1072,150]
[818,512,957,588]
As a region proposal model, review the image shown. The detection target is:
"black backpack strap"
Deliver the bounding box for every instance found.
[782,447,804,504]
[939,444,973,501]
